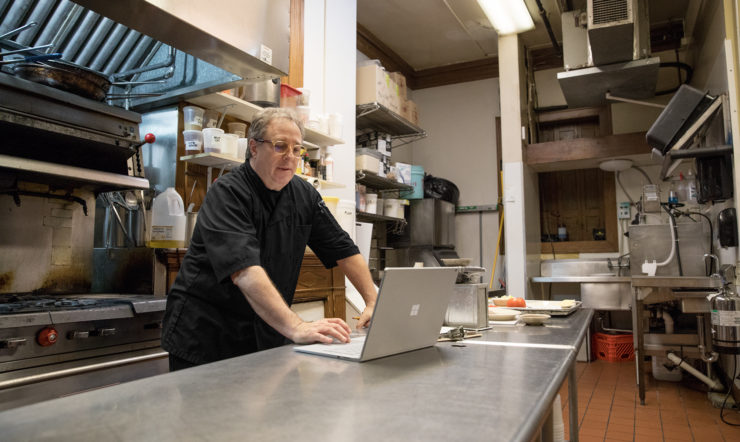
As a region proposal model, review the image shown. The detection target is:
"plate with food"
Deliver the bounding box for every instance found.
[519,313,551,326]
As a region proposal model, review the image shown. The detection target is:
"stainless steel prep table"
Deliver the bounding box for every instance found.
[0,310,592,442]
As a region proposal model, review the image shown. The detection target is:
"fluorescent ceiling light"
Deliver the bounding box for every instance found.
[477,0,535,35]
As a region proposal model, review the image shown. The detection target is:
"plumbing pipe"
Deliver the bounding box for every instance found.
[642,213,677,275]
[666,352,723,390]
[697,315,719,363]
[658,309,674,334]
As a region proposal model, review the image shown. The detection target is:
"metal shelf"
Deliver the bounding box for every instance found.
[356,102,426,146]
[355,169,413,191]
[357,211,405,223]
[188,93,345,147]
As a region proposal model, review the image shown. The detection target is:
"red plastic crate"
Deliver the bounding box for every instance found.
[593,332,634,362]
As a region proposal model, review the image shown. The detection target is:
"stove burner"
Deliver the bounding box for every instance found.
[0,296,123,314]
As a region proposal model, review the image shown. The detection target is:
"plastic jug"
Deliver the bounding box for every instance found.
[148,187,186,248]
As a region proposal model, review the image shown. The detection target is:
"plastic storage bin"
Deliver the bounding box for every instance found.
[400,165,424,199]
[280,84,302,108]
[356,148,383,173]
[593,333,634,362]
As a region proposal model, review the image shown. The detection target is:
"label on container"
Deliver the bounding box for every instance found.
[151,225,174,241]
[185,140,200,150]
[711,309,740,326]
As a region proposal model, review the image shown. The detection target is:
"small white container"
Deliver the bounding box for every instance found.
[183,105,204,130]
[355,148,382,171]
[221,133,238,157]
[318,114,329,134]
[202,128,224,153]
[365,193,378,214]
[182,130,203,153]
[384,199,404,219]
[237,138,249,160]
[227,122,247,138]
[296,105,310,124]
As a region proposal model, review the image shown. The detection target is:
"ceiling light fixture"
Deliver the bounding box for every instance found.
[477,0,535,35]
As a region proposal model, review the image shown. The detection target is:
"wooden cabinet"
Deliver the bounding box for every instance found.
[160,249,345,319]
[294,251,346,319]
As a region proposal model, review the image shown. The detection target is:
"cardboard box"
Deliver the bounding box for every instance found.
[390,72,407,99]
[357,64,391,105]
[402,100,418,125]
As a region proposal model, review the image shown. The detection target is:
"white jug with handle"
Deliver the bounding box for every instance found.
[147,187,186,248]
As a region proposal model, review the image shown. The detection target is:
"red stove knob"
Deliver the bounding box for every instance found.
[37,327,58,347]
[143,133,156,144]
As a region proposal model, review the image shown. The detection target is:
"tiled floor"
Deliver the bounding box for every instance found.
[559,359,740,442]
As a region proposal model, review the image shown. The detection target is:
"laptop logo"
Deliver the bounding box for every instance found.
[410,304,420,316]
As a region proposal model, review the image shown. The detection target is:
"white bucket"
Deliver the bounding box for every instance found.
[148,187,186,248]
[336,199,356,240]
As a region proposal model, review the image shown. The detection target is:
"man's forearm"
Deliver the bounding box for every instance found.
[231,266,302,339]
[337,253,377,306]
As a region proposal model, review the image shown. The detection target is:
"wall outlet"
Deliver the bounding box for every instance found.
[618,202,631,219]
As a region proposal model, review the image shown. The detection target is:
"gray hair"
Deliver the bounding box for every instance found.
[246,107,305,158]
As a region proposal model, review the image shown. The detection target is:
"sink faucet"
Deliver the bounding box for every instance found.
[607,253,631,276]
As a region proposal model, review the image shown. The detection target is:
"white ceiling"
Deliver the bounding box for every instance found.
[357,0,693,71]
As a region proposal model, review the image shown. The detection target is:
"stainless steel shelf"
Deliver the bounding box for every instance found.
[356,102,426,144]
[357,211,406,223]
[356,169,413,191]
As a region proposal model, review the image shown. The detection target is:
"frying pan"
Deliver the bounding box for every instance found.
[12,59,111,101]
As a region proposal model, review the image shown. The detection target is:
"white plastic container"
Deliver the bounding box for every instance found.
[355,148,382,171]
[148,187,186,248]
[183,130,203,153]
[202,128,224,153]
[383,198,405,219]
[203,109,220,128]
[183,105,204,130]
[221,133,238,157]
[652,356,683,382]
[365,193,378,214]
[336,199,356,239]
[296,105,310,124]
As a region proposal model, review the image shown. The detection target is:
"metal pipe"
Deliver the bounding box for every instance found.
[666,352,723,390]
[696,315,719,362]
[534,0,561,56]
[0,351,168,391]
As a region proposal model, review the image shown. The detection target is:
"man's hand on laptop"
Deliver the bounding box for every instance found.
[356,303,375,329]
[292,318,352,344]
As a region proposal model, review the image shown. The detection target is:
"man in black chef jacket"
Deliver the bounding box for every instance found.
[162,107,377,370]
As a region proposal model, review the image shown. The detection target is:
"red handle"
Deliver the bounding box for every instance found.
[37,327,58,346]
[143,133,156,144]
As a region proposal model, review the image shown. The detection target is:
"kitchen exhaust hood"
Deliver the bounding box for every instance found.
[0,0,290,110]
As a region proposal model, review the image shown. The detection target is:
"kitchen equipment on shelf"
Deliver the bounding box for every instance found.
[203,128,224,153]
[183,130,203,153]
[243,78,281,107]
[227,122,247,138]
[12,59,112,101]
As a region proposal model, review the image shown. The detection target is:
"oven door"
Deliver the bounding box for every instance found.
[0,345,167,411]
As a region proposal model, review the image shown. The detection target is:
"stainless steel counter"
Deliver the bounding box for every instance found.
[532,276,631,283]
[0,310,593,442]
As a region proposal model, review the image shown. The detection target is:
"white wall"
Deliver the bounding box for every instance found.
[397,78,502,287]
[304,0,356,203]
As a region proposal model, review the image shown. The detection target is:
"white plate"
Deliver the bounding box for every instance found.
[519,313,551,326]
[488,308,521,321]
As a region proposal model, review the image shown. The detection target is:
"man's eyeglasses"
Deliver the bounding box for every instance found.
[255,139,303,158]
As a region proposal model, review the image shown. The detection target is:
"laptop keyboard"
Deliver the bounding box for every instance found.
[314,336,366,358]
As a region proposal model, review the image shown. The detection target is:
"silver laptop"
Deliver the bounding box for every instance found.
[294,267,458,362]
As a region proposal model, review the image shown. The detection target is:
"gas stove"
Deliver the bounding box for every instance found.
[0,294,166,372]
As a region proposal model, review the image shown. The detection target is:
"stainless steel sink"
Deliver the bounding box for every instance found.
[535,259,632,310]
